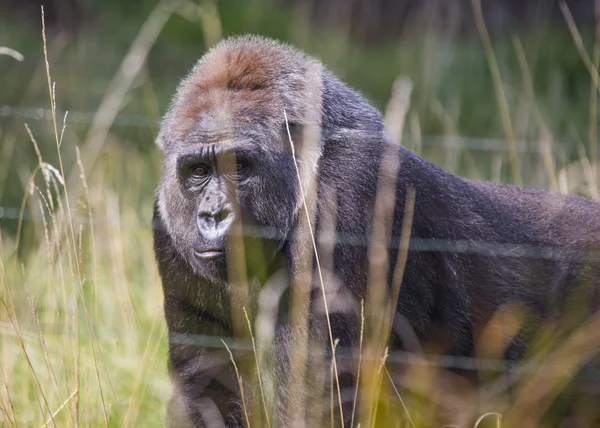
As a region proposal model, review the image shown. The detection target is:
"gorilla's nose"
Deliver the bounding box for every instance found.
[197,206,234,233]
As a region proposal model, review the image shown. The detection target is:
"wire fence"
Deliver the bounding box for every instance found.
[0,103,577,155]
[2,205,599,262]
[167,331,600,379]
[2,320,599,379]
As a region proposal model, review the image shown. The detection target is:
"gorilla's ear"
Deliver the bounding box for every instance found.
[321,71,384,143]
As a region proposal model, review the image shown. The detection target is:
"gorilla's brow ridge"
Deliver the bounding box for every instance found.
[182,121,277,146]
[177,144,259,165]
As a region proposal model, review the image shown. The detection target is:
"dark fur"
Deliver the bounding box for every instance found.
[154,35,600,427]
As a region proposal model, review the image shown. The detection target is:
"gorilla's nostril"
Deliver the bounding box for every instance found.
[215,208,232,223]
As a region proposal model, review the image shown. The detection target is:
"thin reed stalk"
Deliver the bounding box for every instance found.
[41,8,112,425]
[284,110,345,427]
[222,340,252,428]
[472,0,522,185]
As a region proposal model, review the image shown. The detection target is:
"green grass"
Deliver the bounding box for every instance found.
[1,140,169,426]
[2,0,600,426]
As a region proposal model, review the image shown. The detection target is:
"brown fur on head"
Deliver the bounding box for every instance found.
[157,35,325,151]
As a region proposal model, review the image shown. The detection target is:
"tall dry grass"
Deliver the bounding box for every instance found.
[1,7,172,427]
[2,1,600,427]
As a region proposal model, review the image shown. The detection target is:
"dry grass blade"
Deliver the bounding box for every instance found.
[41,6,114,425]
[0,366,16,427]
[284,109,345,427]
[40,388,79,428]
[29,290,63,404]
[58,111,68,148]
[0,402,14,428]
[369,347,389,428]
[41,7,59,144]
[15,124,49,254]
[384,367,416,428]
[221,339,251,428]
[560,1,600,95]
[350,300,365,428]
[243,307,271,428]
[360,139,402,428]
[123,310,163,426]
[506,312,600,426]
[221,155,252,342]
[473,412,501,428]
[71,0,180,191]
[384,77,413,143]
[329,339,341,427]
[430,99,481,179]
[472,0,522,185]
[0,291,55,426]
[2,188,56,426]
[363,188,415,428]
[75,146,98,289]
[560,0,600,181]
[578,145,600,199]
[177,0,223,48]
[0,47,24,61]
[385,188,415,342]
[512,37,558,191]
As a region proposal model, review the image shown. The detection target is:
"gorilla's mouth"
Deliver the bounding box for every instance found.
[193,249,225,259]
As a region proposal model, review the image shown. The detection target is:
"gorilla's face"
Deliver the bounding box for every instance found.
[158,124,301,282]
[156,37,326,283]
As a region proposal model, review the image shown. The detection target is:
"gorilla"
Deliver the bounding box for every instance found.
[153,35,600,427]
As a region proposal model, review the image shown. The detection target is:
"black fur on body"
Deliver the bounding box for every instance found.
[153,35,600,427]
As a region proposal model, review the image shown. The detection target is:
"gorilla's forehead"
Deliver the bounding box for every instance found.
[168,85,305,146]
[168,110,279,148]
[178,87,281,125]
[179,46,286,119]
[160,37,324,148]
[174,43,316,118]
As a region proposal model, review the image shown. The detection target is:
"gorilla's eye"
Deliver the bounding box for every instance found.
[226,160,249,180]
[190,165,209,178]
